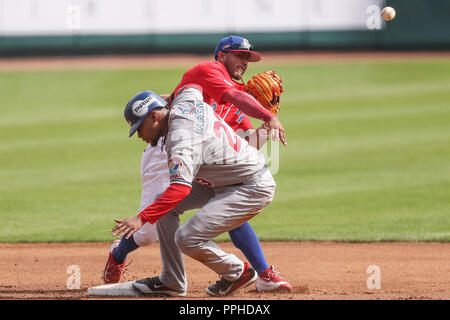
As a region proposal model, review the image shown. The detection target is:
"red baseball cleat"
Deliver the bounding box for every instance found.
[102,240,126,284]
[256,266,292,292]
[206,262,257,297]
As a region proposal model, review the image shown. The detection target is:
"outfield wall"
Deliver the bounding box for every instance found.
[0,0,449,56]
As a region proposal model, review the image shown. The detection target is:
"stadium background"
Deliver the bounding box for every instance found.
[0,0,449,300]
[1,0,450,56]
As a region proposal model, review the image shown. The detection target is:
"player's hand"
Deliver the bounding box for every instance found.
[270,93,280,110]
[256,122,271,139]
[110,216,143,239]
[267,117,287,146]
[160,93,171,103]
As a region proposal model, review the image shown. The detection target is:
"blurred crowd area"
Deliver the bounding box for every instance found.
[0,0,449,57]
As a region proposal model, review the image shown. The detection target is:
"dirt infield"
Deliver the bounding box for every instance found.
[0,242,448,300]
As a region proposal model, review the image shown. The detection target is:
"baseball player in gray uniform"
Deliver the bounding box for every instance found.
[111,85,276,296]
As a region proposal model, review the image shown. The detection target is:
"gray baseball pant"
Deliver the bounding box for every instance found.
[156,166,276,293]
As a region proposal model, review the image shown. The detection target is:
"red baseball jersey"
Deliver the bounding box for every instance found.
[172,61,254,132]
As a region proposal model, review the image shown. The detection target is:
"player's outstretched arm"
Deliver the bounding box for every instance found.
[222,89,287,146]
[110,183,191,239]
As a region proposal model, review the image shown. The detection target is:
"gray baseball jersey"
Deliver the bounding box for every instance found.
[165,86,266,188]
[154,86,276,293]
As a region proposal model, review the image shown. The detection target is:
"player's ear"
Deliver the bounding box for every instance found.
[216,52,226,63]
[150,110,160,123]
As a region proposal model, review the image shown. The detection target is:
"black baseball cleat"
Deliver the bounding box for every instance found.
[206,262,257,297]
[132,276,186,297]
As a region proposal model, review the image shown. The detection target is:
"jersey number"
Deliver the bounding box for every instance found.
[213,114,241,153]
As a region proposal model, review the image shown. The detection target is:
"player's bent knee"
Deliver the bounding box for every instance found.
[174,227,197,255]
[174,227,188,252]
[133,233,157,247]
[133,222,158,247]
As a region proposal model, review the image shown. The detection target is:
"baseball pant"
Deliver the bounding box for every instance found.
[133,141,169,247]
[157,166,276,293]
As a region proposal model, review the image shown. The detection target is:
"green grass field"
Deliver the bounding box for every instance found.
[1,58,449,242]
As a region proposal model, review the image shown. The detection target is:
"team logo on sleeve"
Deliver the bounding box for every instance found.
[168,158,183,174]
[181,106,196,115]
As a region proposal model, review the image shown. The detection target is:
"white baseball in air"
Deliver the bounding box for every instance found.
[381,6,396,21]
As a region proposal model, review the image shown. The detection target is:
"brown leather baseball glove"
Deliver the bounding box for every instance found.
[244,70,284,114]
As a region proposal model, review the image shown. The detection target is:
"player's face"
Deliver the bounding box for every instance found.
[222,51,250,80]
[137,112,162,146]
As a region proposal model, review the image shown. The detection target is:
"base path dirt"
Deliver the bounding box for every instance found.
[1,51,450,71]
[0,242,448,300]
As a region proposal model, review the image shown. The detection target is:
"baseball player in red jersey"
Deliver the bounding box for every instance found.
[172,36,291,292]
[103,35,291,293]
[173,36,286,147]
